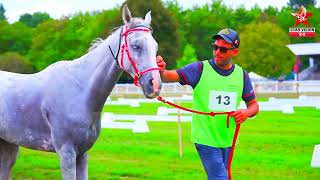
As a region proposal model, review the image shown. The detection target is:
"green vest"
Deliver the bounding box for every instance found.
[191,60,244,147]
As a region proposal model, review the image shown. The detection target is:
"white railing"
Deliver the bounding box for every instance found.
[110,81,320,96]
[111,83,193,96]
[253,80,320,93]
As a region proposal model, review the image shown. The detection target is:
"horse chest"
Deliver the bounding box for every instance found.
[73,121,101,152]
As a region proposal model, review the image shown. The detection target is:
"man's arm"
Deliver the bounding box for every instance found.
[231,99,259,124]
[231,70,259,124]
[245,99,259,117]
[161,70,180,83]
[157,55,180,83]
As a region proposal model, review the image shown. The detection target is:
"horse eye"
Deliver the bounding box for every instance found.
[132,45,142,50]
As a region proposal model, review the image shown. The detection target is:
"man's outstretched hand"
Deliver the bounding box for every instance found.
[156,55,166,73]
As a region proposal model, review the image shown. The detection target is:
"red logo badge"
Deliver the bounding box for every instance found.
[289,6,316,38]
[291,6,312,27]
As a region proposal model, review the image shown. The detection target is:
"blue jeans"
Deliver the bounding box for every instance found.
[195,143,231,180]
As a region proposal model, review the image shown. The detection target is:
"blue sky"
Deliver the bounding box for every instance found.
[1,0,319,23]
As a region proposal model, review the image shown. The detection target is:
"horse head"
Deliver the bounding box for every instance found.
[117,5,162,99]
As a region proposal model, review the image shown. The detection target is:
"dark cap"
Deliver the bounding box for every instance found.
[212,28,240,48]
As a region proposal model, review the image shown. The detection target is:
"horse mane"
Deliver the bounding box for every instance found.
[88,18,151,52]
[88,38,104,52]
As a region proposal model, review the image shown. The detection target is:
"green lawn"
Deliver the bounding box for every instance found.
[12,103,320,180]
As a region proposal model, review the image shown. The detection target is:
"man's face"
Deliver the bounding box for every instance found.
[213,38,238,66]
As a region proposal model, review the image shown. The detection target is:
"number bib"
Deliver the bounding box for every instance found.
[209,90,237,111]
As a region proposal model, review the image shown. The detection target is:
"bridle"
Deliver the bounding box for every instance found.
[109,25,160,87]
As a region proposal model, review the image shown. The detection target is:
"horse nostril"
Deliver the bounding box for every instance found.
[148,78,153,87]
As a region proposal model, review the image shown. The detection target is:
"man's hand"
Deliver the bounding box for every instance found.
[230,109,249,124]
[231,99,259,125]
[156,55,180,83]
[156,55,166,73]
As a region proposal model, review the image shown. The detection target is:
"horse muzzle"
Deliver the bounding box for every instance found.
[139,71,162,99]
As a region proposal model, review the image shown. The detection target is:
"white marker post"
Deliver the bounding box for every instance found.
[177,102,183,159]
[311,144,320,168]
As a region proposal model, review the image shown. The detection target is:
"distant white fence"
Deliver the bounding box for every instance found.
[253,80,320,94]
[110,81,320,96]
[111,83,193,96]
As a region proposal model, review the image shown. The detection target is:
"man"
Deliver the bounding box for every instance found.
[157,28,259,180]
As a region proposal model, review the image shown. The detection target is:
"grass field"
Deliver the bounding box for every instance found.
[12,102,320,180]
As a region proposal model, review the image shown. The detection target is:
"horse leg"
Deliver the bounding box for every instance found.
[76,152,88,180]
[0,139,19,180]
[56,142,77,180]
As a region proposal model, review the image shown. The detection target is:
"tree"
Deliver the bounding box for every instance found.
[28,10,116,71]
[164,0,185,63]
[0,52,34,73]
[0,21,33,55]
[0,3,6,21]
[19,12,51,27]
[231,5,262,31]
[288,0,317,8]
[177,44,197,67]
[234,22,295,77]
[182,5,216,61]
[28,18,70,70]
[182,1,234,61]
[19,13,33,26]
[0,20,10,52]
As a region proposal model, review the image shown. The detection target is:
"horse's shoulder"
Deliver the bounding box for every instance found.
[42,60,71,71]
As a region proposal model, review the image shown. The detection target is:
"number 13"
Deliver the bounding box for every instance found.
[216,95,230,105]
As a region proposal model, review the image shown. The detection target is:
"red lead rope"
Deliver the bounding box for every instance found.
[157,96,240,180]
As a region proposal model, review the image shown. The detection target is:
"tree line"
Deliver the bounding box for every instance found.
[0,0,319,81]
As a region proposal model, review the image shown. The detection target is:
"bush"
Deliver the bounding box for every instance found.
[0,52,34,73]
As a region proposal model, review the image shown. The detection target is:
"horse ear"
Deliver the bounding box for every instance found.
[144,11,152,26]
[122,5,132,24]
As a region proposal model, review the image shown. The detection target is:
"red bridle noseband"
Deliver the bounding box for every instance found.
[109,25,160,87]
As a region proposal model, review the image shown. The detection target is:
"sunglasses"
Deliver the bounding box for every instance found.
[212,44,236,53]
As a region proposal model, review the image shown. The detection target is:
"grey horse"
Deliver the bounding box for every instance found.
[0,5,161,180]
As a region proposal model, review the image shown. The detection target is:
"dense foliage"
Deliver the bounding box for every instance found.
[0,0,319,80]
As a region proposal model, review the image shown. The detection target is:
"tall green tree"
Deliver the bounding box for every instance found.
[19,13,33,26]
[28,9,118,71]
[28,18,69,70]
[0,3,6,21]
[164,0,185,64]
[177,44,197,67]
[19,12,51,27]
[0,21,33,55]
[231,5,262,31]
[182,0,241,61]
[288,0,317,8]
[9,0,317,78]
[0,20,10,52]
[234,22,295,77]
[182,4,223,61]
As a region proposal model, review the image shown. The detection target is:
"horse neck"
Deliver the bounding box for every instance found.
[78,28,123,112]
